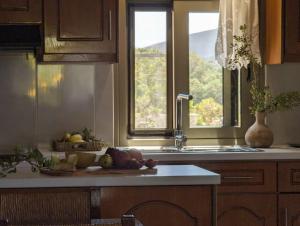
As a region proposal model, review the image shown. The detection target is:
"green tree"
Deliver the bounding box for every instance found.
[190,98,223,127]
[134,48,223,129]
[190,52,223,104]
[135,48,167,128]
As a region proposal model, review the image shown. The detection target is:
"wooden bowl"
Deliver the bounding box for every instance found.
[66,151,97,169]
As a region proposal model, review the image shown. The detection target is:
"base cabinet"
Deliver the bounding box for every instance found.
[218,194,277,226]
[279,195,300,226]
[0,189,91,225]
[100,186,214,226]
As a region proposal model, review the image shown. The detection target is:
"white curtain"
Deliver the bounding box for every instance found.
[215,0,261,70]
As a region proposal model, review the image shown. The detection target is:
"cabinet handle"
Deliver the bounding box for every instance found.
[223,176,254,180]
[108,10,112,40]
[285,208,288,226]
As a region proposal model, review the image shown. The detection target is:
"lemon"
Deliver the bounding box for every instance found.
[70,134,83,142]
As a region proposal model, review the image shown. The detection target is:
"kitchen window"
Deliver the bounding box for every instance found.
[128,4,173,136]
[119,0,251,146]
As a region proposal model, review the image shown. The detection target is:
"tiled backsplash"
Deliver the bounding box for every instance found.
[266,63,300,145]
[0,52,114,152]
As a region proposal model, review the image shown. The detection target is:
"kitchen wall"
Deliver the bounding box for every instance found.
[0,52,114,152]
[266,63,300,145]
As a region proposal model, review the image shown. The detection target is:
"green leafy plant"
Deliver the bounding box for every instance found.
[249,85,300,114]
[0,146,53,177]
[230,25,300,114]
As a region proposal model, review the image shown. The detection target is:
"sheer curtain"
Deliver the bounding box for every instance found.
[215,0,261,70]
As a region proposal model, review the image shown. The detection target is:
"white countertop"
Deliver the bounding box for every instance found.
[0,165,220,189]
[142,147,300,161]
[40,146,300,161]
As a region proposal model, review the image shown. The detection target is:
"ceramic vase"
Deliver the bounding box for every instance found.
[245,112,274,148]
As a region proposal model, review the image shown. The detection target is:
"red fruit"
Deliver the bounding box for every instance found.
[127,149,143,161]
[105,147,120,166]
[127,159,143,169]
[145,159,157,168]
[114,150,130,169]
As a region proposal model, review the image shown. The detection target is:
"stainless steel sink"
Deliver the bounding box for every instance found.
[159,146,264,153]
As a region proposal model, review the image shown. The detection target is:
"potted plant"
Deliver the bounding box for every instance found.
[228,25,300,148]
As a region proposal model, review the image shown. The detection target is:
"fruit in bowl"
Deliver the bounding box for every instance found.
[99,154,113,169]
[65,151,96,169]
[69,134,85,143]
[51,154,78,171]
[104,147,157,170]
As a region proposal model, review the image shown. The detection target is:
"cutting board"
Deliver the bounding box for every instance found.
[40,167,157,177]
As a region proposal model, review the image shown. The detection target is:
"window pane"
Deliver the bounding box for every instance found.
[134,11,167,129]
[189,13,223,128]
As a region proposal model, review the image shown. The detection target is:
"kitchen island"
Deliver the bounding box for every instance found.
[0,165,220,226]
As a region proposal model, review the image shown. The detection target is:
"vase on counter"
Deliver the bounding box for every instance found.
[245,111,274,148]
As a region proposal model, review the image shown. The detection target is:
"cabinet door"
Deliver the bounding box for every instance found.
[285,0,300,61]
[0,0,42,24]
[279,195,300,226]
[278,161,300,192]
[101,186,213,226]
[218,194,277,226]
[0,189,91,225]
[43,0,117,62]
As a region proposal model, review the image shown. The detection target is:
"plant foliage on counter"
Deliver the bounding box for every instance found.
[0,146,52,177]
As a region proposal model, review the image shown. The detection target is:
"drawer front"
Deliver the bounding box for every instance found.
[197,162,277,193]
[278,161,300,192]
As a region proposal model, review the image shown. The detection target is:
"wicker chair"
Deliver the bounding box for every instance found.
[0,215,142,226]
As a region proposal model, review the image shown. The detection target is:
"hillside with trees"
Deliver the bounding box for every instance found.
[135,47,223,129]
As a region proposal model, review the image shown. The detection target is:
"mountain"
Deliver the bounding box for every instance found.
[145,29,218,59]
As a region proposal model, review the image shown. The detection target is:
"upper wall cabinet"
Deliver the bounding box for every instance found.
[43,0,118,62]
[265,0,300,64]
[0,0,42,24]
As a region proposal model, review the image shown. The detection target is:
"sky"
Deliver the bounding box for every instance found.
[135,12,219,48]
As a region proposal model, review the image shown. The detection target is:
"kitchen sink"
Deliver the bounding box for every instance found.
[158,146,264,153]
[120,146,264,153]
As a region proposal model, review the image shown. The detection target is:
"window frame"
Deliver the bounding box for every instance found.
[116,0,253,147]
[127,3,174,137]
[173,0,252,140]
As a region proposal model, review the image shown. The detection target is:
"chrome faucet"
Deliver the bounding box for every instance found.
[174,93,193,150]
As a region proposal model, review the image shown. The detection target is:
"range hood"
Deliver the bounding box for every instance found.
[0,25,41,50]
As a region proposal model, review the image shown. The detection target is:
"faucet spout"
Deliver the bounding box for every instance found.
[175,93,193,149]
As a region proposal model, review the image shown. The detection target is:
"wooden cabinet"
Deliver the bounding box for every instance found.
[196,162,277,193]
[284,0,300,62]
[218,194,277,226]
[0,0,42,24]
[161,161,278,226]
[279,195,300,226]
[43,0,118,62]
[265,0,300,64]
[279,162,300,192]
[0,189,91,225]
[100,186,214,226]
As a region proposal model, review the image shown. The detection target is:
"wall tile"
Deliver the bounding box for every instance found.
[94,64,114,145]
[37,63,114,145]
[266,63,300,145]
[37,64,95,143]
[0,52,36,151]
